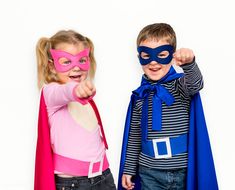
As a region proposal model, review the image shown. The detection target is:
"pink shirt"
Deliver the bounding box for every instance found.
[43,82,106,163]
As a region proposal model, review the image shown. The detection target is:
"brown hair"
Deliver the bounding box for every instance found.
[137,23,176,51]
[36,30,96,89]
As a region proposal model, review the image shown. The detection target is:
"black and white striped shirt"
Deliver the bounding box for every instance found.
[123,62,204,175]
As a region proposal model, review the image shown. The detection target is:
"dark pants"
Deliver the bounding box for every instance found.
[139,165,186,190]
[55,168,116,190]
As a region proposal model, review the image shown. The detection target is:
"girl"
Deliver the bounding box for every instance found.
[34,30,116,190]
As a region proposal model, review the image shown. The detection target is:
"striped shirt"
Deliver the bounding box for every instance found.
[123,62,204,175]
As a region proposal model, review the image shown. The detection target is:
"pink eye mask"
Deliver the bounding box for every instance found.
[50,48,90,72]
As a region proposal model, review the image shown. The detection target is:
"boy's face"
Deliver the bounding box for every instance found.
[140,39,172,81]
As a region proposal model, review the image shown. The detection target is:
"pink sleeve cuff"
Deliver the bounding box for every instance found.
[72,84,96,105]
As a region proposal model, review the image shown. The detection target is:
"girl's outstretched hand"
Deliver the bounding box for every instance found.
[74,80,96,99]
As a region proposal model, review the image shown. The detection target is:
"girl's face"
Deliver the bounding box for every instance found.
[140,39,172,81]
[52,43,89,84]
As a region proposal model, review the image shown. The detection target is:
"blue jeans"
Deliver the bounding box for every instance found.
[138,165,186,190]
[55,168,116,190]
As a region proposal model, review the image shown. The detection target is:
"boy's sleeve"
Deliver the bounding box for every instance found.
[123,102,142,176]
[177,60,204,98]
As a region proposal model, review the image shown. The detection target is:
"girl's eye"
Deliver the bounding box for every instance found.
[79,57,88,64]
[58,58,71,65]
[63,61,71,65]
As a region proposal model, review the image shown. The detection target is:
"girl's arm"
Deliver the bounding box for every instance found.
[43,82,78,108]
[43,82,95,115]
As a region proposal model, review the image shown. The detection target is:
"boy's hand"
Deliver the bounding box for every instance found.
[75,80,96,99]
[122,174,135,190]
[173,48,194,66]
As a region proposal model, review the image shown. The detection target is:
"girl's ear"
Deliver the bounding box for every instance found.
[48,60,57,74]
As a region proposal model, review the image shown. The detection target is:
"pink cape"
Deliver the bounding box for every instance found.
[34,90,108,190]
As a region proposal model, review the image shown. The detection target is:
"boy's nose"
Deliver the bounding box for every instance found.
[149,60,159,65]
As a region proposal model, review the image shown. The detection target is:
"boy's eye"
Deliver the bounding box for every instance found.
[79,57,88,64]
[59,57,71,65]
[140,52,150,59]
[157,51,169,58]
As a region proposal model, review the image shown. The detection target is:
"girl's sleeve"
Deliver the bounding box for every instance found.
[43,82,93,116]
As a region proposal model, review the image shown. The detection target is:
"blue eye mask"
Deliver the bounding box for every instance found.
[137,44,174,65]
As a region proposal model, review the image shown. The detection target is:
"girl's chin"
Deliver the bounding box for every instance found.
[71,79,80,82]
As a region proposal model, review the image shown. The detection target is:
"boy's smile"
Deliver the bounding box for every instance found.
[139,39,172,81]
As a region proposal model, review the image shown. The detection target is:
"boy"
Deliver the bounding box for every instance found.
[118,23,218,190]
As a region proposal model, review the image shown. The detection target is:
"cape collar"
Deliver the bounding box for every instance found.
[132,66,183,140]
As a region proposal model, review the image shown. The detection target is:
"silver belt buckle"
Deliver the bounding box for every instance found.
[152,137,172,159]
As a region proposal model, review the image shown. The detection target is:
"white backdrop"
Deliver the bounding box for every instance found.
[0,0,234,189]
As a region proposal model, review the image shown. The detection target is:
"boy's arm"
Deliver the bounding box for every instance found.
[123,101,142,176]
[178,60,204,97]
[173,48,204,97]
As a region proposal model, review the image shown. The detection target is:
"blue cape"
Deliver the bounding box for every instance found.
[118,92,218,190]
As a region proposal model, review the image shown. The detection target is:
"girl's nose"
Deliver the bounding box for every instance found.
[72,66,81,71]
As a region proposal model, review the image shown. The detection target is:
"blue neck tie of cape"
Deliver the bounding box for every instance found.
[132,66,183,141]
